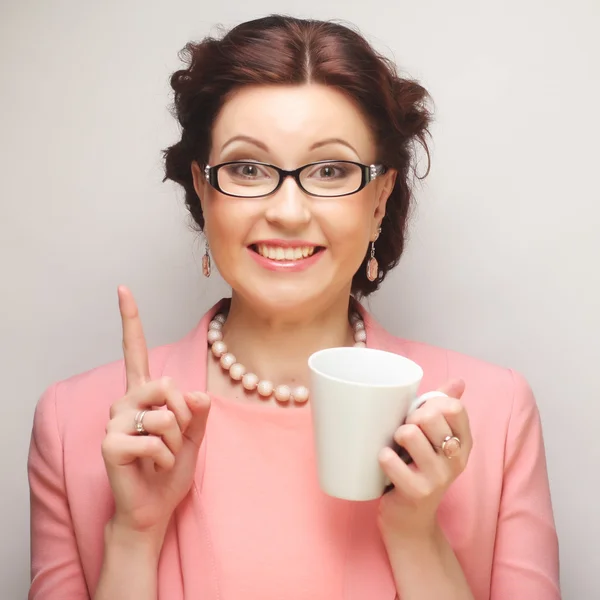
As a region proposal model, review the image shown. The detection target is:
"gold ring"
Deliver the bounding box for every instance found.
[441,435,461,459]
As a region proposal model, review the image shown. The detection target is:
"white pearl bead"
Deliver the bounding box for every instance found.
[257,380,274,397]
[220,352,236,370]
[229,363,246,380]
[211,341,227,357]
[291,386,309,403]
[242,372,259,391]
[354,329,367,343]
[274,385,291,403]
[207,329,223,344]
[207,311,380,406]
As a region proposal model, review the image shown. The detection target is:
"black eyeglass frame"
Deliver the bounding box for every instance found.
[203,160,388,199]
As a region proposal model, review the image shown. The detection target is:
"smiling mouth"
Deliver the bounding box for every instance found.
[249,244,325,262]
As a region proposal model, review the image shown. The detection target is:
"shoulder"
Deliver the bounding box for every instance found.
[406,337,535,424]
[366,314,536,428]
[33,343,176,443]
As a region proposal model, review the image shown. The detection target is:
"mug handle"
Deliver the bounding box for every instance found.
[408,390,448,415]
[383,391,448,494]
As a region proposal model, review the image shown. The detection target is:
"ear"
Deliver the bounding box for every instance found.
[372,168,397,236]
[191,161,206,211]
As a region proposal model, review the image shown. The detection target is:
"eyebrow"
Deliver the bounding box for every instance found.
[220,135,269,153]
[219,135,360,157]
[309,138,360,157]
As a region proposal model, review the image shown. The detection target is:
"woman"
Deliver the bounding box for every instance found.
[28,15,560,600]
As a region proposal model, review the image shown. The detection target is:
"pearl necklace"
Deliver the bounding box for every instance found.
[207,310,367,405]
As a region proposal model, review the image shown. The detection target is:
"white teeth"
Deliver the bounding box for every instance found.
[256,245,318,261]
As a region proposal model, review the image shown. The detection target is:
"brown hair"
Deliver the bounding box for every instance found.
[164,15,432,297]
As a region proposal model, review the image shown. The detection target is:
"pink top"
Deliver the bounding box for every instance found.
[204,396,348,599]
[28,301,560,599]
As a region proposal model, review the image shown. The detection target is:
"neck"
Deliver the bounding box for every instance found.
[219,292,356,387]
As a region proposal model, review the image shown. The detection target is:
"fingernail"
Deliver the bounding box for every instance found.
[188,391,205,405]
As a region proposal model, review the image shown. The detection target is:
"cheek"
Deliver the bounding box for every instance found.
[203,195,254,254]
[319,192,374,252]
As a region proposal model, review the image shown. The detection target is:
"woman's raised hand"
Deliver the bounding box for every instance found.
[101,286,210,537]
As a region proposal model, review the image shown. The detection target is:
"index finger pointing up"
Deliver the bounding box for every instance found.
[118,286,150,391]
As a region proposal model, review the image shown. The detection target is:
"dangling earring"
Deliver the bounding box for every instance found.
[202,239,211,278]
[366,227,381,282]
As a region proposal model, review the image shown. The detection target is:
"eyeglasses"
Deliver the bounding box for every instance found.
[204,160,387,199]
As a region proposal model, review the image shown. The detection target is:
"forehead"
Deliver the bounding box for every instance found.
[210,84,376,163]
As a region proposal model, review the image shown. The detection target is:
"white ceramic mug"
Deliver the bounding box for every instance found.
[307,346,444,501]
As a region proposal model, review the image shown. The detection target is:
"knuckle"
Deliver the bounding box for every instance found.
[446,400,463,416]
[159,376,173,391]
[144,436,162,453]
[419,407,438,425]
[109,398,124,419]
[414,479,434,498]
[394,424,419,445]
[403,424,421,441]
[101,436,117,460]
[422,482,435,498]
[163,410,177,427]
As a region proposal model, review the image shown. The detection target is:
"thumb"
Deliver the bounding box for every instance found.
[437,378,466,400]
[183,391,211,446]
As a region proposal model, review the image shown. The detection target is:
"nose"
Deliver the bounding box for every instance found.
[264,176,311,230]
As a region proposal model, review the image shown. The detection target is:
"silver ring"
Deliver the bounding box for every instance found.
[134,409,149,435]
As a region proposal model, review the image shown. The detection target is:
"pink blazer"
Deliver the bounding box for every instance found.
[28,302,560,599]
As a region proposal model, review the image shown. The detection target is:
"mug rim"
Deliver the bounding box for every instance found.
[307,346,423,389]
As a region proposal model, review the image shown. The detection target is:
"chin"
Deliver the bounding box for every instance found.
[234,277,351,319]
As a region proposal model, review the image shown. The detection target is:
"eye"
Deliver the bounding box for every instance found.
[319,165,336,178]
[225,162,272,180]
[239,164,259,177]
[307,162,349,180]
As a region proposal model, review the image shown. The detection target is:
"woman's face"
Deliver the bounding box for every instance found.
[192,84,395,317]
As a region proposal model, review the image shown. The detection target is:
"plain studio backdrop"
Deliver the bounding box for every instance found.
[1,0,599,597]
